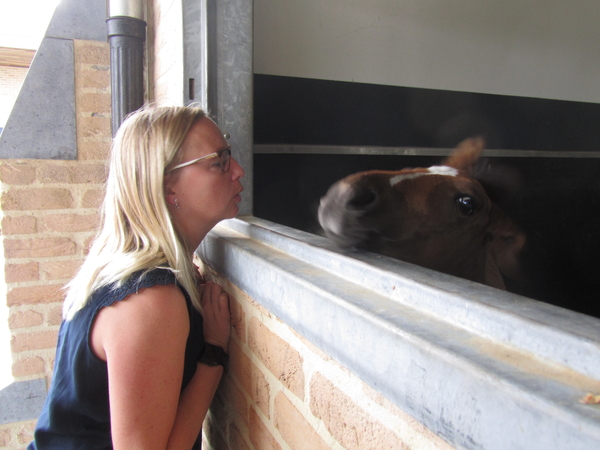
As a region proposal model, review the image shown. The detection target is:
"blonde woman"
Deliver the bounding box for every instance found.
[28,105,245,450]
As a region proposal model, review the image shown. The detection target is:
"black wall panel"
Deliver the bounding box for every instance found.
[254,74,600,151]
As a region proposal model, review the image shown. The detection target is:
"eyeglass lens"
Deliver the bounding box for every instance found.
[220,148,231,173]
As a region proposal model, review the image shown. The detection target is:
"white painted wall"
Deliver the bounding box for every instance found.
[151,0,185,104]
[254,0,600,104]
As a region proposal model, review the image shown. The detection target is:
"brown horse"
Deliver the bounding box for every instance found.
[318,138,525,289]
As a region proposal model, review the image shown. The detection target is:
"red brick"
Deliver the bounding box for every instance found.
[79,115,112,139]
[7,284,64,306]
[4,237,76,258]
[12,356,45,377]
[78,66,110,90]
[309,373,408,450]
[78,141,110,161]
[74,40,109,65]
[230,297,246,343]
[274,392,329,450]
[249,407,282,450]
[83,235,95,255]
[11,330,59,352]
[77,93,111,113]
[37,164,107,184]
[0,428,10,446]
[1,215,37,235]
[0,163,36,185]
[17,421,36,444]
[42,259,83,281]
[5,261,39,283]
[82,188,105,208]
[9,309,44,329]
[48,304,64,326]
[1,188,73,210]
[39,213,99,233]
[229,340,271,417]
[248,317,304,398]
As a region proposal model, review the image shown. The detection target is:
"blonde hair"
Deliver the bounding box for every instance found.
[63,105,206,320]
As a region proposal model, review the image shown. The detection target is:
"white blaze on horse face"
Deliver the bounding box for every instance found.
[428,166,459,177]
[389,166,459,186]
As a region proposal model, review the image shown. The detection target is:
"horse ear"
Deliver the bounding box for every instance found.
[443,136,486,173]
[484,204,526,288]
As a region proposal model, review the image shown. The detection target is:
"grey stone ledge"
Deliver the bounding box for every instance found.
[199,216,600,450]
[0,379,46,425]
[0,38,76,160]
[46,0,107,42]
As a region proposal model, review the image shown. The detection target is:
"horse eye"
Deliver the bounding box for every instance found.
[456,195,476,216]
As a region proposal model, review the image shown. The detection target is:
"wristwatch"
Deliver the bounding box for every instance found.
[198,343,229,367]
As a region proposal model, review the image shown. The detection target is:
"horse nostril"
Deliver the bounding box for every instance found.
[348,187,378,209]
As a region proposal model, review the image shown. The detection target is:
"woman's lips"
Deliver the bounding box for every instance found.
[233,186,244,202]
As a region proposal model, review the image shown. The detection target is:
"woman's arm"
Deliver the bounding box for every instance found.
[165,281,232,449]
[91,281,230,450]
[165,363,224,449]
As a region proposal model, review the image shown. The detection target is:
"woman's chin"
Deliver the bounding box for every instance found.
[225,205,240,220]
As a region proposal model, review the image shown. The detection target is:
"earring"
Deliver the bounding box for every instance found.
[174,199,180,210]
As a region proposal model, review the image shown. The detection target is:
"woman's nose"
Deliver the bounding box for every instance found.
[230,157,245,179]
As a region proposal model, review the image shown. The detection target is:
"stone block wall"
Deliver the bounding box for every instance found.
[201,269,454,450]
[0,39,110,450]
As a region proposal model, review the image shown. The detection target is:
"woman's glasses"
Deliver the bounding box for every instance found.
[169,148,231,173]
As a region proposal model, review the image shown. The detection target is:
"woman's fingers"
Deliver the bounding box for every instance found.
[202,282,230,313]
[199,281,231,352]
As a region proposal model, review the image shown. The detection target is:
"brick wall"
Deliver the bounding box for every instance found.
[0,66,28,96]
[0,66,29,130]
[0,39,110,450]
[201,269,454,450]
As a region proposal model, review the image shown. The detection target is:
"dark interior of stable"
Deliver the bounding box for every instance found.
[253,74,600,318]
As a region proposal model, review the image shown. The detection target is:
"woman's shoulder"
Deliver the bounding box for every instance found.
[103,270,189,324]
[91,274,190,363]
[90,268,180,311]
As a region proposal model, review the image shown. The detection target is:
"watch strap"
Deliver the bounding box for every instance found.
[198,343,229,367]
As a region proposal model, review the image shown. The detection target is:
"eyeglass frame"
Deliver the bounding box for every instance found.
[168,147,231,173]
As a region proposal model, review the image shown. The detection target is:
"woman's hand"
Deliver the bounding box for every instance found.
[200,281,231,353]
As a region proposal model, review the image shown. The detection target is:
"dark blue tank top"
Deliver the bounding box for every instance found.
[28,268,204,450]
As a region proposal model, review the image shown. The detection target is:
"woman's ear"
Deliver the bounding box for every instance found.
[164,182,178,207]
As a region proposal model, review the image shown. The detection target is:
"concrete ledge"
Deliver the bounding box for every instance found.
[0,379,46,425]
[0,37,76,160]
[199,216,600,450]
[46,0,106,42]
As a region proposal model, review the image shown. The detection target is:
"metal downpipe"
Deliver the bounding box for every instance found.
[106,0,146,135]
